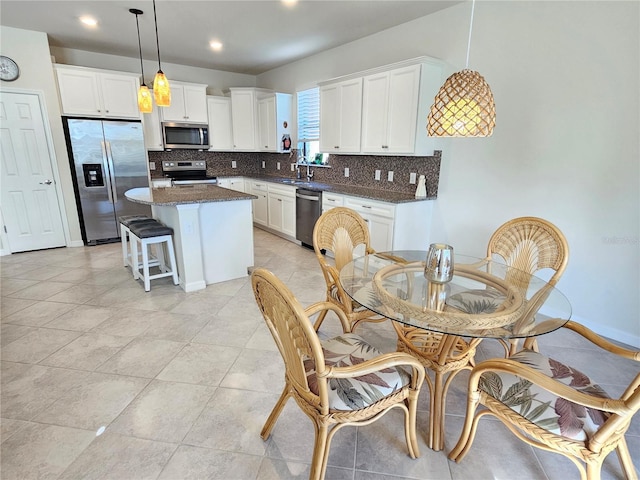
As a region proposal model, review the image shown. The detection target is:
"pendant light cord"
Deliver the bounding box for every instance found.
[153,0,162,72]
[465,0,476,69]
[133,12,146,85]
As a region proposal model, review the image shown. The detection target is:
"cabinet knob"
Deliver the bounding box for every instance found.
[334,146,339,149]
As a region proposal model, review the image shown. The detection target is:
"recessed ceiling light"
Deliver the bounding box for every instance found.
[282,0,298,6]
[79,16,98,27]
[209,41,223,51]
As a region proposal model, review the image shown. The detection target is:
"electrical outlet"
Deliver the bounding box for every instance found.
[291,163,295,172]
[387,171,394,182]
[409,172,417,184]
[375,170,381,181]
[149,161,156,170]
[231,160,237,169]
[344,167,349,177]
[262,161,265,169]
[277,162,281,170]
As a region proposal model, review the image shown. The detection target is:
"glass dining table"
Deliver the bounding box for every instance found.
[339,250,572,451]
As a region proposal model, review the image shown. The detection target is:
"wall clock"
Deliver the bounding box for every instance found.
[0,56,20,82]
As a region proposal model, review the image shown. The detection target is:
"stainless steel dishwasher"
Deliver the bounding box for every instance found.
[296,188,322,248]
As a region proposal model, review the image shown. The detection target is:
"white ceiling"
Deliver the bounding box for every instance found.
[0,1,461,75]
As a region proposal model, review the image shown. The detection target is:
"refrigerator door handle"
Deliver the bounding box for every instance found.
[101,141,114,204]
[105,141,118,203]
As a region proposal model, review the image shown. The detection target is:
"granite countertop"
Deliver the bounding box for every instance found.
[125,186,256,206]
[237,175,436,204]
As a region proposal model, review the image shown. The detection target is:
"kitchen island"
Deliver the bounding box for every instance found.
[125,185,256,292]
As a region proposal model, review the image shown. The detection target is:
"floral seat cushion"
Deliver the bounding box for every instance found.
[478,349,610,441]
[304,333,410,411]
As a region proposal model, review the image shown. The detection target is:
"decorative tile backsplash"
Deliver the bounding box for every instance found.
[148,150,441,197]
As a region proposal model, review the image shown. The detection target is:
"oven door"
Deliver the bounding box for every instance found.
[162,123,209,149]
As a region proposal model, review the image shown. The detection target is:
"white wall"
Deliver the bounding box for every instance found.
[0,26,83,246]
[258,1,640,346]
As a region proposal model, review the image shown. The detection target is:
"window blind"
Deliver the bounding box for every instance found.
[297,87,319,142]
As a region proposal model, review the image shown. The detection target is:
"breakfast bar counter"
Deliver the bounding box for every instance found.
[125,186,256,292]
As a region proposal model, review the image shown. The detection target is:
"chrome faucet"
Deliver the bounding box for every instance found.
[306,164,314,182]
[296,165,302,180]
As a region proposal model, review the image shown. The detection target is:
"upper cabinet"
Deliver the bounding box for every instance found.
[319,57,443,156]
[229,88,261,151]
[207,96,234,151]
[361,64,421,154]
[257,92,292,153]
[229,88,292,152]
[319,78,362,153]
[160,81,208,123]
[55,65,141,119]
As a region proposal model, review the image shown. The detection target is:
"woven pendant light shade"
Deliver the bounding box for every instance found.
[428,69,495,137]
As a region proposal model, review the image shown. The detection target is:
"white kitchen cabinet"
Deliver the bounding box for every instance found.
[55,65,140,119]
[344,196,395,252]
[161,82,208,123]
[321,191,433,252]
[207,96,234,151]
[267,183,296,237]
[361,64,421,154]
[321,192,345,213]
[142,90,164,150]
[247,181,268,226]
[218,177,245,193]
[319,78,362,153]
[258,92,293,152]
[318,56,443,156]
[230,88,261,151]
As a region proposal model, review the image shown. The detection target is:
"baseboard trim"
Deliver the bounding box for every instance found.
[571,313,640,348]
[68,240,85,248]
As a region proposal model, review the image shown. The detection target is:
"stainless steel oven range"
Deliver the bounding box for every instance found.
[161,160,217,185]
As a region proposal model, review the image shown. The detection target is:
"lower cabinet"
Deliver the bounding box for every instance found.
[218,177,245,193]
[267,184,296,238]
[343,197,395,252]
[247,181,268,226]
[323,193,433,251]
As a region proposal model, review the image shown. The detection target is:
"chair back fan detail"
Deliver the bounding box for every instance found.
[487,217,569,288]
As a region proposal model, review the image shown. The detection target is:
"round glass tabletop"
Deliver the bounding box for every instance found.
[339,250,572,339]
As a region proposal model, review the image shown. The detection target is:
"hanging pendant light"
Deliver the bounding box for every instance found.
[428,0,495,137]
[130,8,152,113]
[152,0,171,107]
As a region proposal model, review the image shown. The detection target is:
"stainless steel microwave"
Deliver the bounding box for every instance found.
[162,122,209,150]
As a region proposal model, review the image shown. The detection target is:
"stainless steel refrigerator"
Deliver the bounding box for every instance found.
[64,118,151,245]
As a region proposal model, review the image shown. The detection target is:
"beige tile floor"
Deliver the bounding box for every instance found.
[1,228,638,479]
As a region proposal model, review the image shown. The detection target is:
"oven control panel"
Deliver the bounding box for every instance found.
[162,161,206,171]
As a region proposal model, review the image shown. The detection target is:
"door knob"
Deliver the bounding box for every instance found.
[39,179,53,185]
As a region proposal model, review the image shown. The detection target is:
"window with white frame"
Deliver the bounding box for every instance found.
[296,87,324,164]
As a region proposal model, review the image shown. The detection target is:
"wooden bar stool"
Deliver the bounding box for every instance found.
[119,215,155,268]
[128,221,179,291]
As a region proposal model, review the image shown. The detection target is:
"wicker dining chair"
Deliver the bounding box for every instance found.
[312,206,386,333]
[449,321,640,480]
[251,267,425,480]
[486,216,569,355]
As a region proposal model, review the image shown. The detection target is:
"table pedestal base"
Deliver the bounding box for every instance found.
[393,327,481,451]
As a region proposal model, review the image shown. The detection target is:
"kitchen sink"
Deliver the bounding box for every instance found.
[280,179,313,186]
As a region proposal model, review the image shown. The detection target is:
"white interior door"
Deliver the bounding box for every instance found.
[0,91,66,252]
